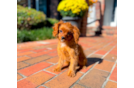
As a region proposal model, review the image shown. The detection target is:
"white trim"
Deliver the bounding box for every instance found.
[110,7,117,27]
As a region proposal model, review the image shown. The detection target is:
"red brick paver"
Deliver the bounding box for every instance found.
[18,48,33,53]
[32,48,48,53]
[103,54,117,62]
[46,56,59,63]
[94,60,115,72]
[18,62,51,76]
[78,69,109,88]
[24,55,51,65]
[17,36,117,88]
[95,50,107,55]
[44,71,83,88]
[105,81,117,88]
[72,84,85,88]
[17,79,37,88]
[38,86,46,88]
[17,56,31,62]
[28,51,48,58]
[17,51,35,57]
[17,74,23,80]
[17,62,29,70]
[109,66,117,81]
[26,71,55,86]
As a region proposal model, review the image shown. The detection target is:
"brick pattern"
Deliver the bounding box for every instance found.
[24,55,51,65]
[86,27,96,36]
[78,69,109,88]
[102,26,117,36]
[17,36,117,88]
[18,62,51,76]
[17,56,31,62]
[103,54,117,62]
[26,71,55,86]
[17,62,29,70]
[17,79,37,88]
[109,66,117,81]
[94,60,115,72]
[17,51,35,57]
[44,71,83,88]
[17,74,23,80]
[46,56,59,63]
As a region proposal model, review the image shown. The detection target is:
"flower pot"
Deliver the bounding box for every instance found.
[62,17,82,29]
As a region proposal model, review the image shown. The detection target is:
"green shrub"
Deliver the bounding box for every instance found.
[47,18,59,25]
[17,27,55,43]
[17,5,46,29]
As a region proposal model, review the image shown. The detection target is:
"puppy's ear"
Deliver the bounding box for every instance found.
[52,20,63,37]
[73,26,80,44]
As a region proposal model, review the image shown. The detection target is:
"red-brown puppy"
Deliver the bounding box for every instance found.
[52,20,87,77]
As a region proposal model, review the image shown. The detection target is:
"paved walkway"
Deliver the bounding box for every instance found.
[17,36,117,88]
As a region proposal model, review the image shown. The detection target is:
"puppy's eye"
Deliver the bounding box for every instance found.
[59,30,62,33]
[67,32,71,35]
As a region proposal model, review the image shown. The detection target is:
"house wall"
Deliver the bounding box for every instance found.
[86,0,105,36]
[102,0,117,36]
[48,0,61,19]
[17,0,28,7]
[17,0,35,8]
[103,0,114,26]
[17,0,61,19]
[87,4,96,27]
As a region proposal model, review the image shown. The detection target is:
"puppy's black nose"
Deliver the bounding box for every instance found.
[61,37,65,40]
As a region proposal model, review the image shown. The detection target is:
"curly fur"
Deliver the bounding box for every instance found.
[52,20,87,77]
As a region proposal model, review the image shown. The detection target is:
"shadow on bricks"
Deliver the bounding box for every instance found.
[76,57,103,73]
[54,57,103,74]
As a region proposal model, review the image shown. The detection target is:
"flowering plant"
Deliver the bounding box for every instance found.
[57,0,89,17]
[88,0,98,6]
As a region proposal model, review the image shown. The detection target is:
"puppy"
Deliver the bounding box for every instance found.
[52,20,87,77]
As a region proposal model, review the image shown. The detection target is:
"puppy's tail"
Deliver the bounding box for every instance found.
[82,66,87,69]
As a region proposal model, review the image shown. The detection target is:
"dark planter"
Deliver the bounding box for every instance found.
[62,17,82,29]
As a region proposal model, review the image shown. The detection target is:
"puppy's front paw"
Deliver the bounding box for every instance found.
[67,70,75,77]
[53,67,61,72]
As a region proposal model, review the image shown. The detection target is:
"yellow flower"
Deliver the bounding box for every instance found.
[57,0,88,14]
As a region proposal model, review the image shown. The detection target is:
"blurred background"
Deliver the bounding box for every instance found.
[17,0,117,43]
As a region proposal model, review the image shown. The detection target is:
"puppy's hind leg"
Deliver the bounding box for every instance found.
[78,57,87,69]
[83,58,87,69]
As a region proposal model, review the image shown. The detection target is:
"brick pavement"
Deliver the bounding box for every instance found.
[17,36,117,88]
